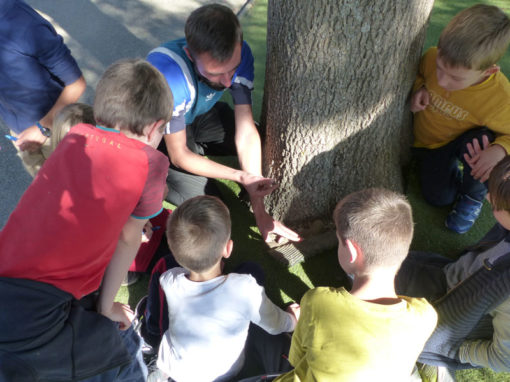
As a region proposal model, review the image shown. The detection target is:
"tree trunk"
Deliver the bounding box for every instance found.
[262,0,434,229]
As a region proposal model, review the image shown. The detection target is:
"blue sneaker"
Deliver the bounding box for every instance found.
[445,194,483,234]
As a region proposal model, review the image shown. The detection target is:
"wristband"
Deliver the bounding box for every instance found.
[36,122,51,138]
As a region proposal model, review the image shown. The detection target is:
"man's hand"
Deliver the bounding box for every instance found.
[99,301,134,331]
[410,87,430,112]
[15,125,47,152]
[254,207,301,243]
[241,173,279,198]
[464,135,506,182]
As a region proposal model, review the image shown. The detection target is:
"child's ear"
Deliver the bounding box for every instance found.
[223,239,233,259]
[345,239,362,264]
[146,120,165,141]
[484,65,500,76]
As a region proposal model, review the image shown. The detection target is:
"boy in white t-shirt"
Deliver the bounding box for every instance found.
[149,196,299,382]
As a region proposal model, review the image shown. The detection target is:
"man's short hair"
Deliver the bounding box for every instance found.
[438,4,510,70]
[488,156,510,212]
[334,188,414,272]
[185,4,242,62]
[94,59,173,136]
[166,195,231,273]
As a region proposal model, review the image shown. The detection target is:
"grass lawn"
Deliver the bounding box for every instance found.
[118,1,510,380]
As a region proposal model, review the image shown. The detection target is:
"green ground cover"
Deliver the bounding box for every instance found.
[119,1,510,380]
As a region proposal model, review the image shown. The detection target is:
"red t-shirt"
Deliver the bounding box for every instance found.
[0,124,169,299]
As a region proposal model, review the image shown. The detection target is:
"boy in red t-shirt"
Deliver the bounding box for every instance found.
[0,59,173,381]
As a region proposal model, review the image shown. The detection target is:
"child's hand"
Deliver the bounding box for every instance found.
[99,302,134,331]
[15,125,47,152]
[410,87,430,112]
[286,302,301,322]
[464,135,506,182]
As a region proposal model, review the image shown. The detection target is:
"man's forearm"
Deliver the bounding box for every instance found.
[172,149,246,183]
[234,104,262,176]
[40,76,86,128]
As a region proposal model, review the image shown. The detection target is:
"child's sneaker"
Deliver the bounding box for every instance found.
[445,194,483,234]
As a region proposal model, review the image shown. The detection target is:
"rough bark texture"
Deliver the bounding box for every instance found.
[262,0,434,228]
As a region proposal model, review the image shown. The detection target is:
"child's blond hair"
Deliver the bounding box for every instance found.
[51,103,94,153]
[334,188,413,272]
[438,4,510,70]
[166,195,231,273]
[488,156,510,212]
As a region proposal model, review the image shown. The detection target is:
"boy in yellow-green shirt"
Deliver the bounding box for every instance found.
[251,189,437,382]
[411,4,510,233]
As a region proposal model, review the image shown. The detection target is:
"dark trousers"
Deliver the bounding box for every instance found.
[237,324,292,381]
[159,102,237,205]
[413,127,494,206]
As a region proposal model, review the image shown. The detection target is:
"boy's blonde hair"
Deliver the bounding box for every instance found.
[334,188,413,272]
[51,103,95,153]
[438,4,510,70]
[166,196,231,273]
[94,59,173,136]
[488,156,510,212]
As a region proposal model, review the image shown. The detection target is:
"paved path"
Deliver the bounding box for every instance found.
[0,0,248,228]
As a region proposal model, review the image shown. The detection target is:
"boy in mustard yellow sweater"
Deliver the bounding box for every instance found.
[411,4,510,233]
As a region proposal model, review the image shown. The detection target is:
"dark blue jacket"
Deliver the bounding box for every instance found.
[0,0,82,133]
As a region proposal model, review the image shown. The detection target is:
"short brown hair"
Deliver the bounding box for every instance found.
[185,4,242,62]
[94,59,173,135]
[488,156,510,212]
[51,103,95,152]
[334,188,414,272]
[438,4,510,70]
[166,195,231,273]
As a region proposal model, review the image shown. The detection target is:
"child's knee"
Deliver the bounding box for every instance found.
[421,186,457,207]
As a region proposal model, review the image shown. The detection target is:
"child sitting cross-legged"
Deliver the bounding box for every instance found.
[148,195,299,382]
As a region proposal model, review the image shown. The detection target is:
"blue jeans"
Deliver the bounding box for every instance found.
[413,127,494,206]
[82,326,147,382]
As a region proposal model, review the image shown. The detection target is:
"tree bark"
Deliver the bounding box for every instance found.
[262,0,434,228]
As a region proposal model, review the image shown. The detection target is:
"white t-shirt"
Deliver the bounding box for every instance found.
[157,267,296,382]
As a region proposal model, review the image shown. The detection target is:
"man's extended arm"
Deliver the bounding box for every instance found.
[165,128,277,198]
[16,76,86,152]
[233,104,300,242]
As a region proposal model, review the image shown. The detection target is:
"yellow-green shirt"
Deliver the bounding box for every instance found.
[275,287,437,382]
[413,47,510,153]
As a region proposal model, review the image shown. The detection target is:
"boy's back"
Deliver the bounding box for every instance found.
[274,189,437,382]
[0,123,168,299]
[157,267,294,382]
[277,287,436,381]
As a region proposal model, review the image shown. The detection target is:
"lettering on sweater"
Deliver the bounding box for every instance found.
[428,90,469,121]
[85,133,122,149]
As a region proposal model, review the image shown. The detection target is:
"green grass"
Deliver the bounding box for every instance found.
[118,1,510,380]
